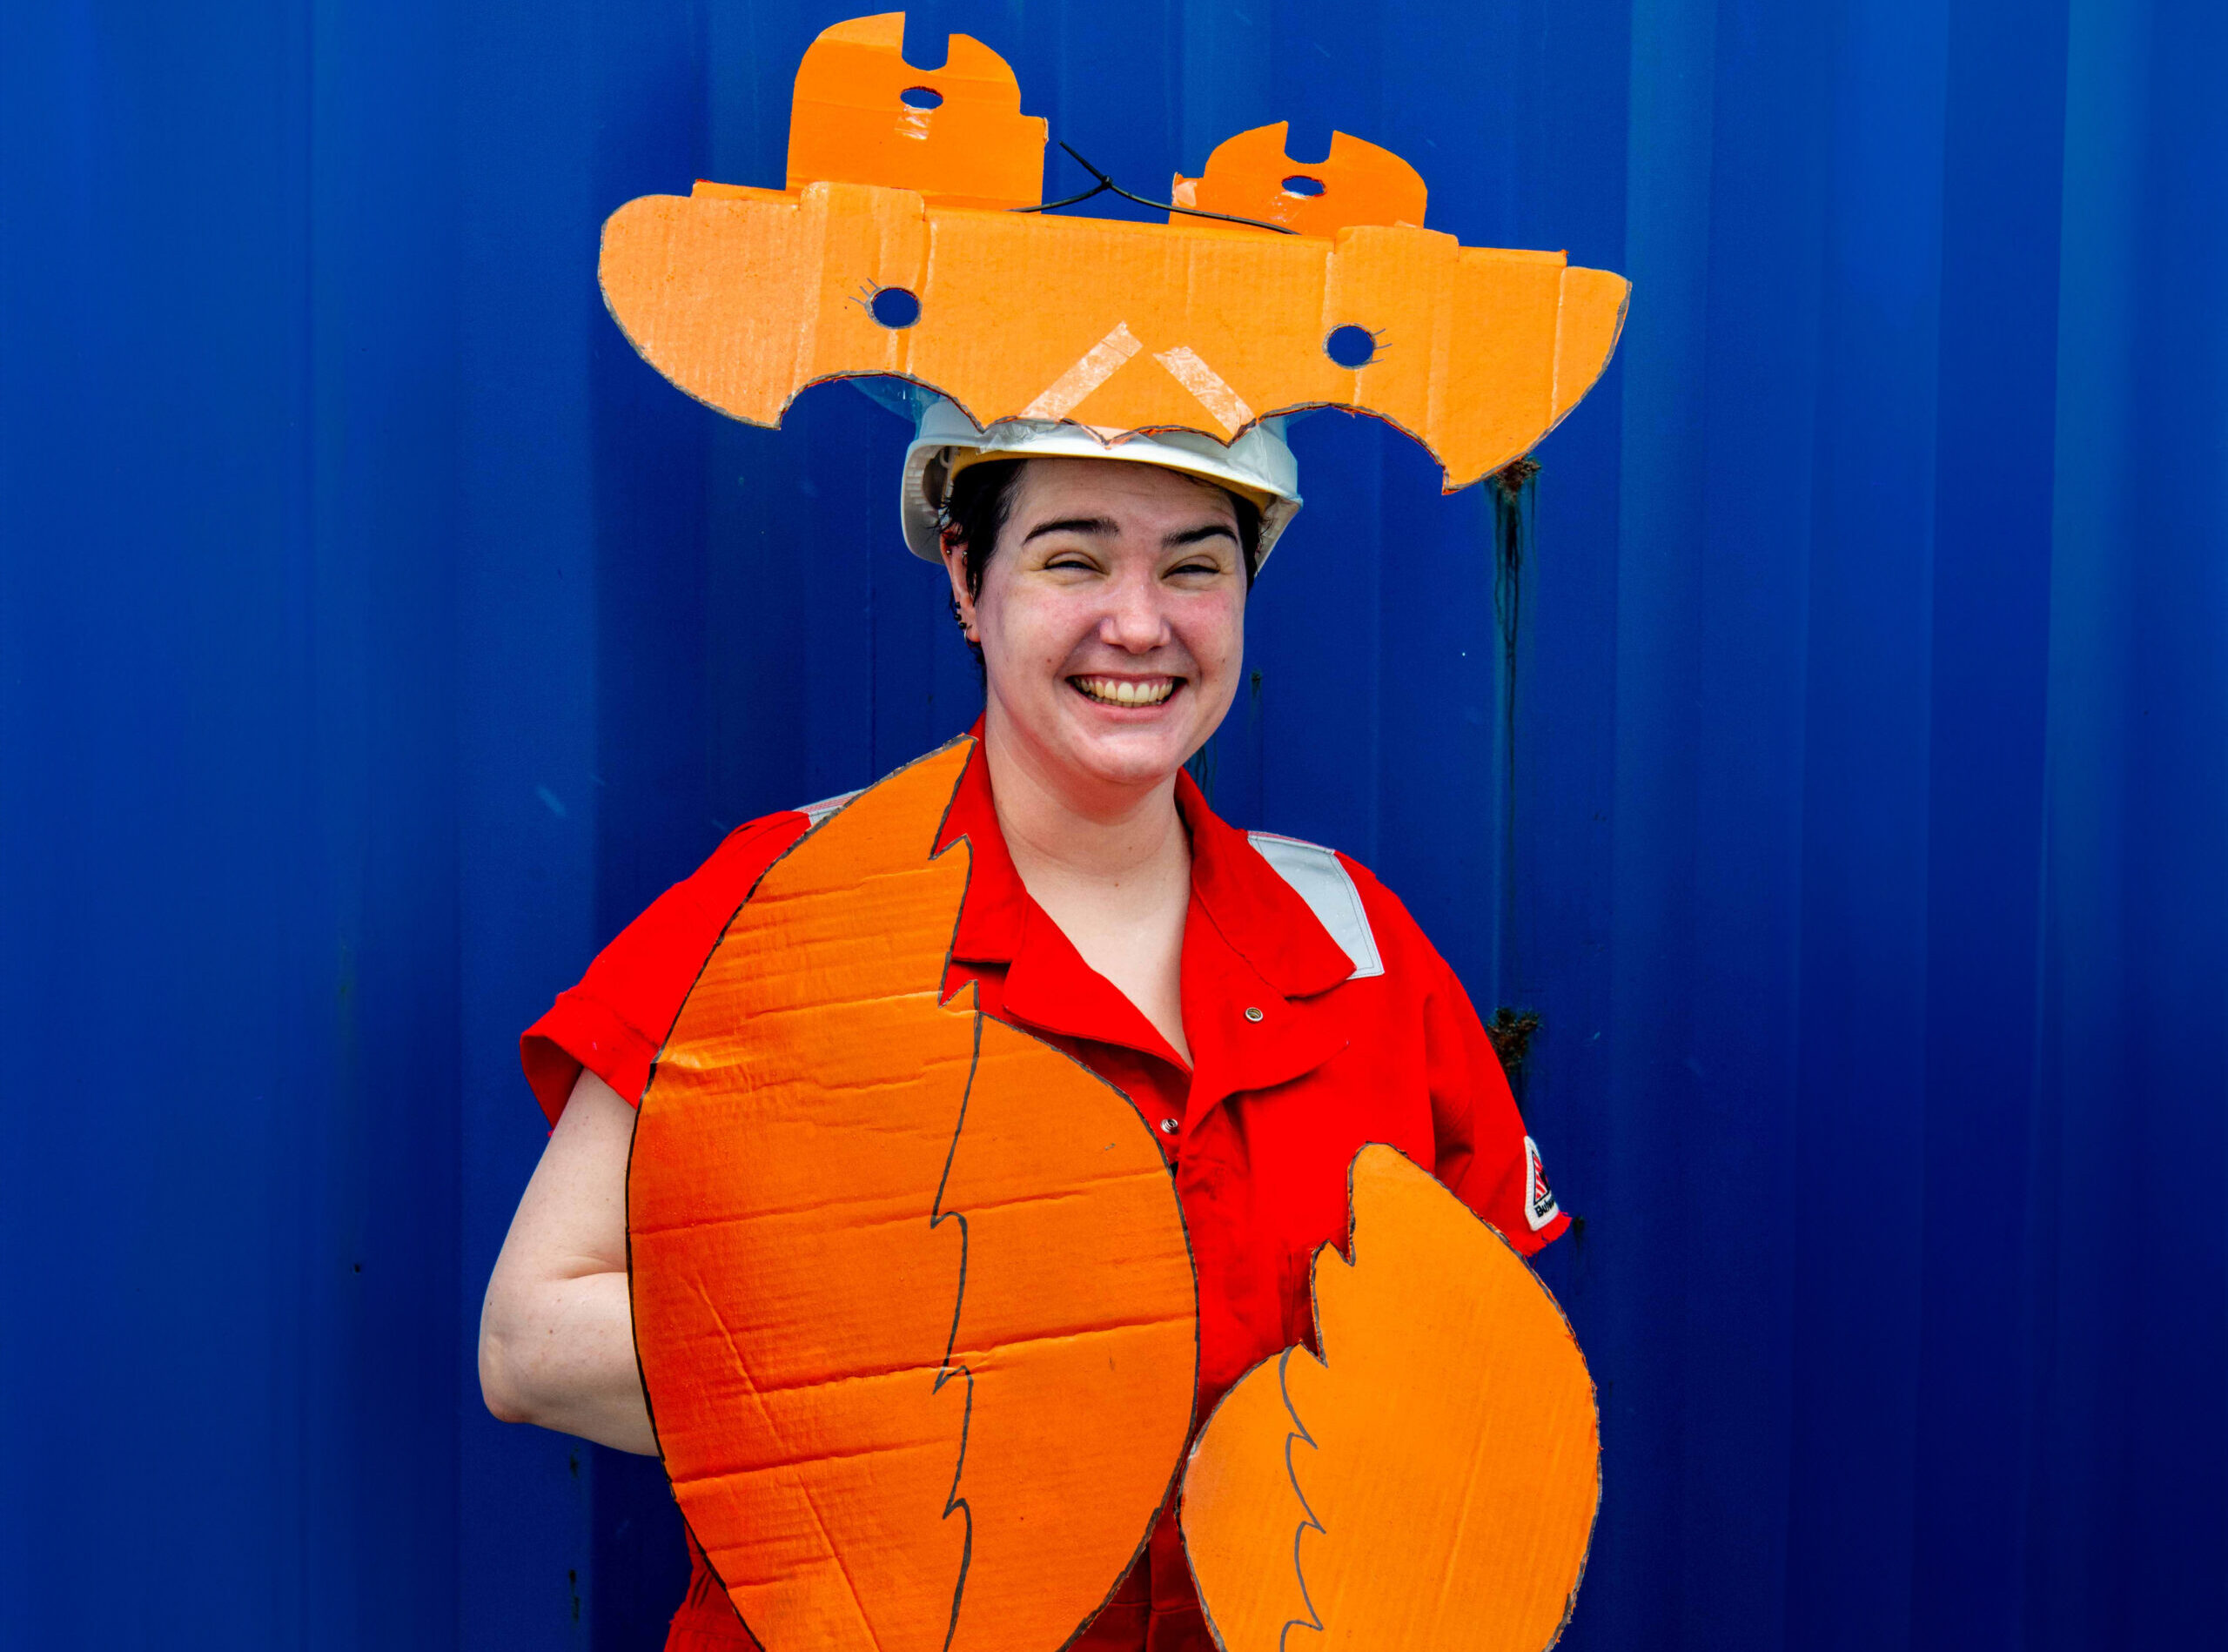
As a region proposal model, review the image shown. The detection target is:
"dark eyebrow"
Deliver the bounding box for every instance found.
[1020,514,1119,543]
[1165,522,1238,547]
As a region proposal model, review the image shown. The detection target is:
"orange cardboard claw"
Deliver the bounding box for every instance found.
[600,11,1628,492]
[1181,1145,1600,1652]
[629,739,1198,1652]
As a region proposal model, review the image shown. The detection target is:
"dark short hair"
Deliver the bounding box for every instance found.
[939,457,1262,601]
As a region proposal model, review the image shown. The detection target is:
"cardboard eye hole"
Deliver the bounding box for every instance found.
[1325,325,1376,368]
[899,85,943,110]
[1282,174,1326,197]
[870,286,923,328]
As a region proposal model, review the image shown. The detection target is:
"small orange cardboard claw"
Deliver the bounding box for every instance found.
[1180,1145,1601,1652]
[600,10,1628,492]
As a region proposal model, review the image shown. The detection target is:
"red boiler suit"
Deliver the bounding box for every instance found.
[520,732,1570,1652]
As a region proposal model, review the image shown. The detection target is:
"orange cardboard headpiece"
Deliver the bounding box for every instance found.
[600,10,1628,491]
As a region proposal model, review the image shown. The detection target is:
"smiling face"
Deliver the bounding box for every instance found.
[943,456,1249,810]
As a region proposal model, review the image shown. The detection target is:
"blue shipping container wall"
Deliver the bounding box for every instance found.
[3,0,2222,1647]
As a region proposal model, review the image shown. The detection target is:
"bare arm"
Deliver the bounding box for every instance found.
[479,1070,657,1454]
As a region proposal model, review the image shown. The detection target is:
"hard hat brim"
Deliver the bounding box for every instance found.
[901,400,1303,567]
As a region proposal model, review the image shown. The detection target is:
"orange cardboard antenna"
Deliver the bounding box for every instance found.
[1180,1145,1600,1652]
[629,739,1198,1652]
[600,10,1628,490]
[788,13,1046,210]
[1170,123,1427,238]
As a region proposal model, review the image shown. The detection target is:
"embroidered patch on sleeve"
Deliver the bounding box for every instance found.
[1524,1136,1560,1232]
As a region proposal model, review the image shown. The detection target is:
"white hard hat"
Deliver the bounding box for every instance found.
[896,393,1303,569]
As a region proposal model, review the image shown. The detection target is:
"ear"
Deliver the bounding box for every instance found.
[939,527,976,639]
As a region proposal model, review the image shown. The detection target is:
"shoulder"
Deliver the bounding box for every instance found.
[1247,824,1453,967]
[1242,829,1386,980]
[518,800,821,1120]
[674,784,872,890]
[665,805,818,925]
[661,775,909,927]
[1239,829,1458,992]
[668,783,867,915]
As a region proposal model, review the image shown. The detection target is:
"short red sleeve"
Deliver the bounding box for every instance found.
[520,810,812,1123]
[1348,859,1572,1258]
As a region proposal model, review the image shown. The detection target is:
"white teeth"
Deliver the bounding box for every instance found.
[1075,675,1178,707]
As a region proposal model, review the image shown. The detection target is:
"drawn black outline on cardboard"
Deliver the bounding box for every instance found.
[1272,1348,1327,1652]
[927,1008,982,1652]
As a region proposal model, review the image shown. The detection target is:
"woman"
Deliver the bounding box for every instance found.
[480,404,1569,1652]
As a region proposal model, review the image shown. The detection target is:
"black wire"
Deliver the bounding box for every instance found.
[1012,142,1297,235]
[1026,177,1113,212]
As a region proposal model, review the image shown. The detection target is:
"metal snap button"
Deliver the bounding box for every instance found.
[1244,1005,1265,1022]
[1158,1116,1180,1136]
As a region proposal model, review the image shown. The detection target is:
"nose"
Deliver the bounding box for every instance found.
[1097,567,1172,654]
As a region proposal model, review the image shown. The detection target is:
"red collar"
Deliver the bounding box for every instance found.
[933,724,1357,1025]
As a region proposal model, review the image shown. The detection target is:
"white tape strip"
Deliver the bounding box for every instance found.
[1152,346,1255,435]
[1021,322,1144,420]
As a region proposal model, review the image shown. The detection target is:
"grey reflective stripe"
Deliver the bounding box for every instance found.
[800,789,861,827]
[1245,830,1385,980]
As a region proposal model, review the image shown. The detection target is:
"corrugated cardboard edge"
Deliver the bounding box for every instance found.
[1540,264,1634,467]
